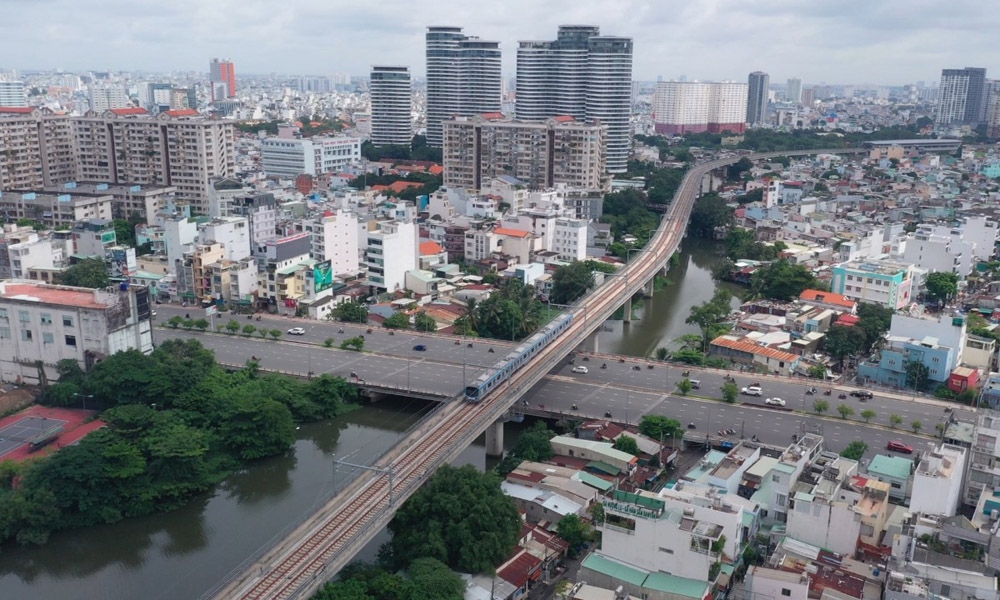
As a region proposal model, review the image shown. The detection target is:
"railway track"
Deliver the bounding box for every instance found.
[214,148,864,600]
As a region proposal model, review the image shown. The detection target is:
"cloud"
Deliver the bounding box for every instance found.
[1,0,996,84]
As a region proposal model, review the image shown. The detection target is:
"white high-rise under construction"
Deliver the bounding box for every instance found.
[425,26,501,149]
[515,25,633,173]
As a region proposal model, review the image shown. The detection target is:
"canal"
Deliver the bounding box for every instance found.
[598,236,743,357]
[0,238,732,599]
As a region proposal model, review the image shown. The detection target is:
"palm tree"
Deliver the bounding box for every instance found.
[463,297,480,333]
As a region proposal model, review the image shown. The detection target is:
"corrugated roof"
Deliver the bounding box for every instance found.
[800,288,856,308]
[109,107,148,116]
[580,554,647,587]
[643,571,710,598]
[419,240,443,255]
[868,455,913,480]
[493,227,530,238]
[710,335,799,363]
[575,471,613,491]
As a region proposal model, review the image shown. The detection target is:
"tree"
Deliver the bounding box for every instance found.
[889,413,903,428]
[340,336,365,351]
[323,337,335,348]
[268,329,281,340]
[686,289,733,351]
[935,422,947,438]
[613,435,640,456]
[688,192,734,238]
[225,319,241,334]
[388,465,521,573]
[193,319,209,331]
[242,324,256,337]
[383,312,411,329]
[676,378,693,396]
[823,325,867,367]
[911,420,923,433]
[813,399,829,415]
[218,395,296,460]
[557,514,593,556]
[167,315,183,329]
[746,259,818,301]
[721,382,739,403]
[904,361,930,391]
[60,258,110,289]
[837,404,855,419]
[334,300,370,323]
[639,415,682,441]
[856,303,894,353]
[807,364,827,380]
[654,347,669,361]
[840,440,868,461]
[551,261,597,305]
[497,421,555,475]
[860,409,877,423]
[414,312,437,332]
[925,271,959,304]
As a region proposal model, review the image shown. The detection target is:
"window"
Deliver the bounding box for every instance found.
[781,590,792,597]
[891,481,901,489]
[22,329,32,341]
[0,327,9,339]
[65,335,76,347]
[0,308,7,319]
[63,315,73,327]
[42,332,54,344]
[18,310,30,323]
[40,313,52,325]
[772,474,781,483]
[658,547,674,554]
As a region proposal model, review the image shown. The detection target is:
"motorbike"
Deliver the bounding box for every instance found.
[944,407,953,413]
[687,422,696,429]
[366,328,373,334]
[682,370,691,377]
[823,389,832,396]
[619,358,626,363]
[728,428,736,435]
[647,364,654,370]
[350,371,358,378]
[255,316,261,321]
[454,339,461,345]
[569,359,575,365]
[601,363,608,369]
[339,328,345,333]
[572,404,579,410]
[632,365,641,371]
[251,355,259,361]
[389,330,394,336]
[467,343,474,348]
[539,404,545,409]
[605,411,612,418]
[751,435,759,442]
[488,348,494,353]
[185,313,190,319]
[838,393,847,399]
[582,356,589,362]
[247,314,252,320]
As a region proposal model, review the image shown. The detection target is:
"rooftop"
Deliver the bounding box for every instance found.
[868,454,913,480]
[0,281,110,309]
[710,335,799,363]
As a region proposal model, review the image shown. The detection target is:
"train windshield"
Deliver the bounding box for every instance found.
[465,386,480,399]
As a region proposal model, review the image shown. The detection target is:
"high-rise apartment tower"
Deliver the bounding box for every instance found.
[369,66,412,146]
[938,67,988,125]
[515,25,632,173]
[746,71,769,126]
[425,26,501,149]
[786,77,802,104]
[209,58,237,100]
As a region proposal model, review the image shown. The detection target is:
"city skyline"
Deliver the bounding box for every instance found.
[0,0,994,84]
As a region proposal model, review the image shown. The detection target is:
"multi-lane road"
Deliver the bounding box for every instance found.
[156,327,959,457]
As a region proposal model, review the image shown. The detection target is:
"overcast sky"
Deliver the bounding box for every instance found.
[1,0,993,85]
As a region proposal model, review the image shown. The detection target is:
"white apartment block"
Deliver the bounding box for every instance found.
[962,215,1000,262]
[88,83,130,112]
[4,234,56,279]
[159,214,199,275]
[199,216,251,262]
[206,257,258,305]
[910,443,967,516]
[899,224,975,279]
[464,228,500,262]
[599,485,750,583]
[0,81,26,107]
[308,210,360,277]
[229,192,278,249]
[653,81,748,135]
[964,411,1000,506]
[0,280,154,384]
[443,114,606,191]
[365,220,417,292]
[369,66,412,146]
[0,107,236,216]
[260,136,361,179]
[0,190,113,228]
[746,568,810,600]
[552,218,588,262]
[44,181,177,225]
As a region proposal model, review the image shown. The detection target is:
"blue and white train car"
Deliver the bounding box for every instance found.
[464,314,574,402]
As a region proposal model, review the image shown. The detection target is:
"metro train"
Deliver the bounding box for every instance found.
[464,313,575,402]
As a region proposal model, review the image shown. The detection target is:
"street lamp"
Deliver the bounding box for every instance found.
[72,393,94,411]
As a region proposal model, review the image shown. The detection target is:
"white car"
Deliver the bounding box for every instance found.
[287,327,306,335]
[765,397,785,406]
[572,366,589,374]
[742,386,763,396]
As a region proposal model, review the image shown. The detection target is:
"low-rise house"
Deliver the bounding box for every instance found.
[867,454,914,503]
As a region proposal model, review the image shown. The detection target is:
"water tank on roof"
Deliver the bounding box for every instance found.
[119,282,129,292]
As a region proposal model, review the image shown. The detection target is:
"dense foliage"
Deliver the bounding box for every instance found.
[638,415,682,441]
[453,279,543,341]
[0,339,356,546]
[387,465,521,573]
[60,258,110,289]
[725,229,786,262]
[361,135,443,163]
[312,558,465,600]
[679,126,929,153]
[924,271,959,304]
[497,421,555,476]
[348,169,442,201]
[601,189,661,258]
[550,260,617,305]
[686,289,734,351]
[687,192,733,238]
[744,259,819,301]
[332,300,370,323]
[840,441,869,461]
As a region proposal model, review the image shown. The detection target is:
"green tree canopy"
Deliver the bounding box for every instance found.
[333,300,370,323]
[414,312,437,332]
[60,258,110,289]
[613,435,640,456]
[823,324,867,366]
[551,261,597,305]
[388,465,521,573]
[383,312,411,329]
[924,271,959,304]
[557,513,593,556]
[686,289,733,351]
[746,259,818,301]
[688,192,734,238]
[639,415,682,441]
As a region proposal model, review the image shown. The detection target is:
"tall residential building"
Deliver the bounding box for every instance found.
[0,107,236,215]
[938,67,988,125]
[365,220,418,293]
[425,26,502,148]
[442,114,606,191]
[786,77,802,104]
[0,81,26,107]
[260,136,361,178]
[369,66,412,147]
[139,82,173,111]
[652,81,748,135]
[746,71,769,126]
[308,210,360,276]
[985,79,1000,139]
[515,25,633,173]
[209,58,236,100]
[88,83,130,112]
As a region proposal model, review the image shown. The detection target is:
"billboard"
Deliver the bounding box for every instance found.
[313,260,334,293]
